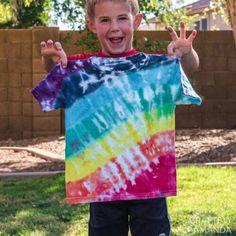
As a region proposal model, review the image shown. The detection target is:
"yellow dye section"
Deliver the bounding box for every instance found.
[66,109,175,182]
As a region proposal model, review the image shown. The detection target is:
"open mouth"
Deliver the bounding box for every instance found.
[109,37,123,44]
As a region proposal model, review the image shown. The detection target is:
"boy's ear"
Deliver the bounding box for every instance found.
[87,19,97,33]
[134,13,143,30]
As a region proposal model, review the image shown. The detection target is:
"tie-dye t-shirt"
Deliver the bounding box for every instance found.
[32,53,201,204]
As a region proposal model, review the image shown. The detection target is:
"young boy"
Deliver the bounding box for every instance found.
[34,1,201,235]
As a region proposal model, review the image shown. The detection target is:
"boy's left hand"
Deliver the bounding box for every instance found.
[167,22,197,58]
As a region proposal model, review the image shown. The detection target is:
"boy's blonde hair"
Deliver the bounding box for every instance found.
[85,0,140,20]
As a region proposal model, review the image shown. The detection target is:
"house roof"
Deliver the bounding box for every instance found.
[184,0,211,15]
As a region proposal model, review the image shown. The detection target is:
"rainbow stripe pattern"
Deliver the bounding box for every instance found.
[32,53,201,204]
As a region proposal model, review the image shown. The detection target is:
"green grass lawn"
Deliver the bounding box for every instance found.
[0,167,235,236]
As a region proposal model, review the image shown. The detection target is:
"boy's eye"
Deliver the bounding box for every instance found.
[119,16,128,21]
[100,18,109,23]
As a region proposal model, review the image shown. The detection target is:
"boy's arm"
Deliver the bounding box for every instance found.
[167,22,199,75]
[41,40,68,72]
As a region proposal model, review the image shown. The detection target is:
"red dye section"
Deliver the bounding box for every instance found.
[66,130,176,204]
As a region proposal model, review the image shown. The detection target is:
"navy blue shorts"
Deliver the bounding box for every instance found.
[89,198,171,236]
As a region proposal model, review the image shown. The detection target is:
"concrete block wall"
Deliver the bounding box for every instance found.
[0,28,235,140]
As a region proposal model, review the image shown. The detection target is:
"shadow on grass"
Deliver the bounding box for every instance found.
[0,175,89,235]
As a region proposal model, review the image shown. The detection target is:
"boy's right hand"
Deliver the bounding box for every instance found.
[41,40,68,69]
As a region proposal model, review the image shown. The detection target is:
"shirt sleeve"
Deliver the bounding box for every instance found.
[31,64,68,112]
[172,60,202,106]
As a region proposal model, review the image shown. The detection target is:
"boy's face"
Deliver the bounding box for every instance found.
[87,1,142,56]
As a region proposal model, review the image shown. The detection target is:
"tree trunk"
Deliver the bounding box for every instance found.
[226,0,236,44]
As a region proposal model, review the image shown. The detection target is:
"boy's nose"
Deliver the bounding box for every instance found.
[110,20,120,31]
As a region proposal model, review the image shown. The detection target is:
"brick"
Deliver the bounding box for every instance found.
[21,43,32,58]
[0,88,7,101]
[22,73,32,87]
[8,58,32,73]
[9,116,23,130]
[23,103,33,116]
[0,59,8,73]
[33,117,61,131]
[0,102,8,116]
[228,57,236,71]
[32,27,59,44]
[22,88,32,102]
[201,57,227,71]
[7,29,31,43]
[7,43,21,58]
[8,73,21,87]
[8,88,22,102]
[0,73,8,87]
[0,117,8,130]
[8,102,22,115]
[33,58,46,73]
[214,43,236,57]
[230,86,236,99]
[23,117,32,130]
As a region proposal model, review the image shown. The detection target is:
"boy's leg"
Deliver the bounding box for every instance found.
[129,198,171,236]
[89,201,129,236]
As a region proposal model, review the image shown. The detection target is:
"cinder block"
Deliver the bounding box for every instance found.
[33,58,46,73]
[228,57,236,71]
[21,43,32,58]
[0,30,7,43]
[0,43,7,57]
[0,102,8,116]
[22,88,33,102]
[0,132,9,140]
[214,72,236,86]
[9,116,23,130]
[7,131,22,140]
[33,116,61,131]
[201,86,230,100]
[231,86,236,99]
[8,58,32,73]
[7,43,21,58]
[22,73,32,87]
[32,27,59,44]
[8,73,21,87]
[201,113,230,128]
[192,71,215,86]
[23,131,33,139]
[0,59,8,73]
[0,73,8,87]
[33,131,61,138]
[8,102,22,115]
[23,102,33,116]
[0,88,7,101]
[8,88,22,102]
[32,73,46,86]
[7,29,32,43]
[33,101,61,116]
[23,117,33,130]
[176,113,202,128]
[0,117,8,130]
[201,57,227,71]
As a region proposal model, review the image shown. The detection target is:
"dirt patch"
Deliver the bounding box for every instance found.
[0,129,235,173]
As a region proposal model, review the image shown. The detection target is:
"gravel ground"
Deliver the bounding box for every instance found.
[0,129,235,173]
